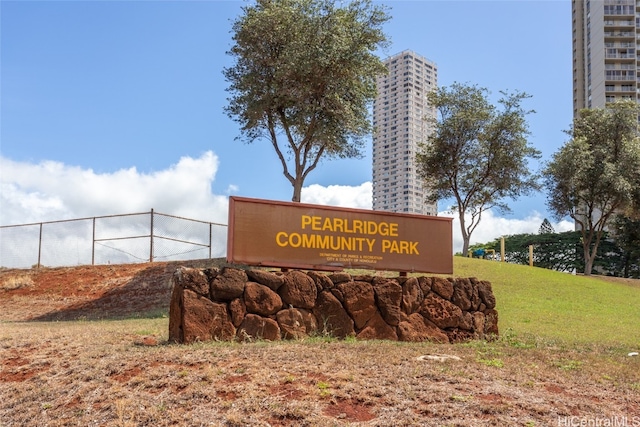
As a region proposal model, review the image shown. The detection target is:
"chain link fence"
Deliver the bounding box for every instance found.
[0,210,227,269]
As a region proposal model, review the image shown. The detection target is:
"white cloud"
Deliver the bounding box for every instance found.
[0,151,228,225]
[226,184,240,195]
[301,182,372,209]
[446,209,574,254]
[1,152,231,267]
[0,182,71,224]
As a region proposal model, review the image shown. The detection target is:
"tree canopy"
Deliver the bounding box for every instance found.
[416,82,541,255]
[543,100,640,275]
[469,229,639,278]
[223,0,390,202]
[538,218,556,234]
[611,215,640,279]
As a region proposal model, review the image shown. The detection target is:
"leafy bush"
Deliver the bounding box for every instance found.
[469,228,639,278]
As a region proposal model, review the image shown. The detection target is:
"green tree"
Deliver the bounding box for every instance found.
[543,100,640,275]
[223,0,390,202]
[610,215,640,278]
[472,231,590,273]
[416,83,541,255]
[539,218,555,234]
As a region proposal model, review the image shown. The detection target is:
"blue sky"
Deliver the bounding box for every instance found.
[1,0,574,254]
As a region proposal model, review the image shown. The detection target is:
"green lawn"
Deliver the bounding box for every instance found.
[448,257,640,348]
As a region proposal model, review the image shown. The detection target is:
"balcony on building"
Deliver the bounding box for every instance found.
[604,30,636,39]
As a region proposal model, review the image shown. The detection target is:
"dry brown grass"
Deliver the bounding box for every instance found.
[1,319,639,426]
[0,262,639,426]
[0,270,34,291]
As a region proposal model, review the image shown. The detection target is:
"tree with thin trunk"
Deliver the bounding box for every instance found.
[416,82,541,255]
[543,100,640,275]
[223,0,390,202]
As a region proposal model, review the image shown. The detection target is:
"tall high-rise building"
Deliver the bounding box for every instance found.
[572,0,638,238]
[371,50,438,216]
[572,0,638,115]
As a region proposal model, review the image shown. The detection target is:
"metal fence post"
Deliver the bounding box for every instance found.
[92,217,96,265]
[150,208,154,263]
[209,223,212,259]
[37,223,43,269]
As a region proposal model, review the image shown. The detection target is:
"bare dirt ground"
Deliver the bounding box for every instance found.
[578,273,640,288]
[1,262,639,426]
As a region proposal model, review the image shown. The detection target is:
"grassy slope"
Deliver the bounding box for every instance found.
[448,257,640,348]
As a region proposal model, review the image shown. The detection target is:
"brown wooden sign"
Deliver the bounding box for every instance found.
[227,196,453,274]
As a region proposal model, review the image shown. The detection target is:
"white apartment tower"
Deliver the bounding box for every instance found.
[572,0,639,115]
[372,50,438,215]
[572,0,637,235]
